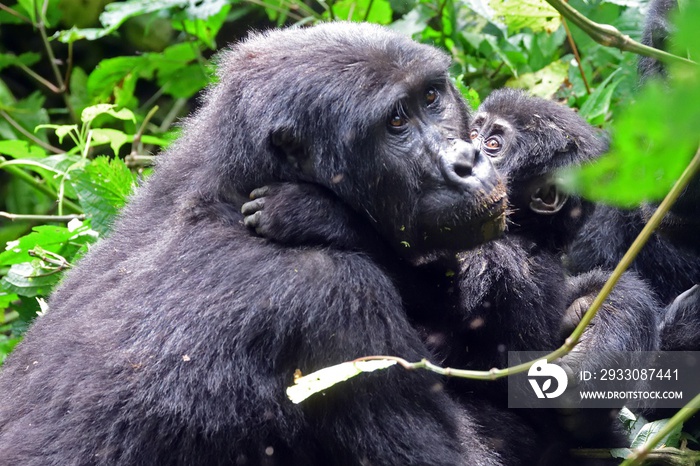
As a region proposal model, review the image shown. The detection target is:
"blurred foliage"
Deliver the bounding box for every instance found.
[0,0,696,362]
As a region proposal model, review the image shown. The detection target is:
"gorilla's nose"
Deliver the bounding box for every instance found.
[441,139,477,187]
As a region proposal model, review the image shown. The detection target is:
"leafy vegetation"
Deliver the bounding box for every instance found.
[1,0,699,462]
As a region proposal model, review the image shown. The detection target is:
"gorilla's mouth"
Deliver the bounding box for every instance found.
[414,184,508,253]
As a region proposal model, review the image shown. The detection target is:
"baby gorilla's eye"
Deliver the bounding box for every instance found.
[389,113,407,128]
[469,129,479,140]
[425,88,438,105]
[485,138,500,149]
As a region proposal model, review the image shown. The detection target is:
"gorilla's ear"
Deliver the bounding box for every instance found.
[530,180,568,215]
[270,127,313,176]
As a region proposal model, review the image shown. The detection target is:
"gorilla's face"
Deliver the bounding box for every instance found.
[213,23,507,260]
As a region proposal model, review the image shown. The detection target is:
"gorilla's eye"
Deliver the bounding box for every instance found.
[425,88,438,105]
[484,136,504,155]
[469,129,479,140]
[485,138,500,149]
[389,113,407,128]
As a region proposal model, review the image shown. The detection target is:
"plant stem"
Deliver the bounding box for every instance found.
[562,17,591,94]
[0,212,85,222]
[545,0,695,66]
[0,110,62,154]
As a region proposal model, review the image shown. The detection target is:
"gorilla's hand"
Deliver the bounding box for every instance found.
[242,182,382,252]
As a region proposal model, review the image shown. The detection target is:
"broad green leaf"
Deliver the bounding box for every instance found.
[0,140,46,159]
[100,0,190,31]
[0,222,97,267]
[0,292,17,310]
[0,262,62,298]
[171,0,232,48]
[506,60,568,98]
[630,419,683,449]
[81,104,135,125]
[52,27,112,43]
[90,128,129,155]
[70,157,136,235]
[287,359,398,403]
[86,56,153,103]
[35,124,78,144]
[490,0,561,33]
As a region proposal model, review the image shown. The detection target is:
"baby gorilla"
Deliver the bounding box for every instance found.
[244,88,660,460]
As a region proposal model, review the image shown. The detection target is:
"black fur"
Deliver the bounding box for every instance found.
[0,24,516,466]
[244,89,661,462]
[638,0,678,81]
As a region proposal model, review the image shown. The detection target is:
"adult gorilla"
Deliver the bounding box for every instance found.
[0,24,511,466]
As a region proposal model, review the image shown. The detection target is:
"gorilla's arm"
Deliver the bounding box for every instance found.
[243,182,379,252]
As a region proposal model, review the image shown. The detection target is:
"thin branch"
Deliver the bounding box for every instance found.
[159,98,187,132]
[0,3,31,24]
[620,392,700,466]
[0,212,85,222]
[15,62,61,93]
[562,17,591,94]
[131,106,159,155]
[0,110,62,154]
[544,0,695,66]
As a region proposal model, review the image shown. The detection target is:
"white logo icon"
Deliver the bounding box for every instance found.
[528,359,568,399]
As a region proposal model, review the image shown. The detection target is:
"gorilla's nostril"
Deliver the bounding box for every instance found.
[453,161,473,178]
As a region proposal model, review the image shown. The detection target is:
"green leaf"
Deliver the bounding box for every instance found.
[578,69,622,125]
[609,448,631,459]
[630,419,683,449]
[52,27,112,43]
[100,0,189,31]
[90,128,129,155]
[286,359,398,403]
[70,157,136,235]
[0,140,46,159]
[0,262,61,298]
[506,60,569,98]
[35,124,79,144]
[490,0,561,33]
[81,104,135,125]
[325,0,392,24]
[0,222,97,267]
[0,52,41,71]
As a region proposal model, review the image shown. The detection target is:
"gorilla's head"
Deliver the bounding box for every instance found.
[167,23,507,260]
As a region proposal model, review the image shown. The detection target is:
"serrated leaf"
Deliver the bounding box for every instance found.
[287,359,398,403]
[70,157,136,235]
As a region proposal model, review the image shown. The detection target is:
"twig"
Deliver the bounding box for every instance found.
[0,3,31,24]
[544,0,695,66]
[0,212,85,222]
[131,106,159,155]
[0,110,62,154]
[562,16,591,94]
